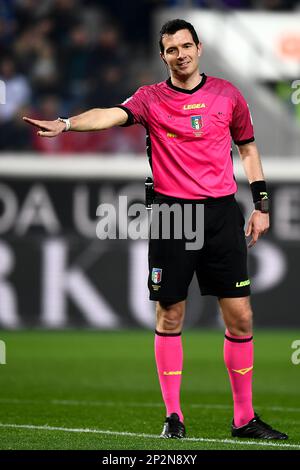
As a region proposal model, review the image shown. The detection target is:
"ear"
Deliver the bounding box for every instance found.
[160,52,167,64]
[197,42,203,57]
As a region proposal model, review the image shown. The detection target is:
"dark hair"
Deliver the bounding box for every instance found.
[159,19,199,53]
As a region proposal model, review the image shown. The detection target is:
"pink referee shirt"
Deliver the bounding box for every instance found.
[117,73,254,199]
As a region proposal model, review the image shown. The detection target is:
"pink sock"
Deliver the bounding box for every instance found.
[155,331,184,422]
[224,329,254,428]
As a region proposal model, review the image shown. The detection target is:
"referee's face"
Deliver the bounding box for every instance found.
[160,29,202,79]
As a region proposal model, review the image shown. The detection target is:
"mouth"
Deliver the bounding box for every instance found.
[177,61,190,68]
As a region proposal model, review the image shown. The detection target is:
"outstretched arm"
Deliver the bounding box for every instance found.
[23,107,129,137]
[237,141,270,248]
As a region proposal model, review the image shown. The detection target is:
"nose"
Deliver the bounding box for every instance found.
[177,48,187,60]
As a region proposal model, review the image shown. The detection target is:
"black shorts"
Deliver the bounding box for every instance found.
[148,193,250,303]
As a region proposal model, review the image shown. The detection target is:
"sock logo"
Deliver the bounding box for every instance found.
[163,371,182,376]
[232,366,253,376]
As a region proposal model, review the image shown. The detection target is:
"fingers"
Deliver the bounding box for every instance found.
[245,220,252,237]
[247,233,258,248]
[247,228,268,248]
[37,130,58,137]
[23,116,60,137]
[246,212,269,248]
[23,116,34,124]
[23,117,54,132]
[23,117,45,128]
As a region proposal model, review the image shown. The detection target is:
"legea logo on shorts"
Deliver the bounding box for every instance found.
[235,279,251,288]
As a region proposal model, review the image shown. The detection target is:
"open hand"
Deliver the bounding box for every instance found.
[23,117,66,137]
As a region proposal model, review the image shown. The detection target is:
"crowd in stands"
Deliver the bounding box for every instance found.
[0,0,158,153]
[0,0,299,154]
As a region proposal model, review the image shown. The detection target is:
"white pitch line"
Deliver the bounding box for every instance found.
[0,423,299,449]
[0,398,300,414]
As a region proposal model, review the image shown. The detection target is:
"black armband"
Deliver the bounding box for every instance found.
[250,180,268,203]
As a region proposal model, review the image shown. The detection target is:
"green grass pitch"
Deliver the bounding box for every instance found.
[0,330,299,450]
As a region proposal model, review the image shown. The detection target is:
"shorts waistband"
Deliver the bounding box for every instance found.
[154,192,235,205]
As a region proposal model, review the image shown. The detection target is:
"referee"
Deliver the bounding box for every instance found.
[24,19,288,440]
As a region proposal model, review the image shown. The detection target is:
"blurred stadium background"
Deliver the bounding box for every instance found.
[0,0,300,329]
[0,0,300,451]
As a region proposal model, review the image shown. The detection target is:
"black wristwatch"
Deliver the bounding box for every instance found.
[255,198,270,213]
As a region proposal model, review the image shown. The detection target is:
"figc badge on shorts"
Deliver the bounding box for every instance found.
[152,268,162,284]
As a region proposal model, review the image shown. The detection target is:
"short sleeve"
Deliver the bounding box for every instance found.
[230,90,255,145]
[115,86,150,127]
